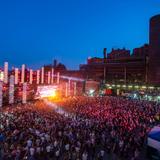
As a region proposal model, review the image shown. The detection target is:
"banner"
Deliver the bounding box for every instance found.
[4,62,8,84]
[51,68,54,84]
[15,68,19,84]
[57,72,60,84]
[41,67,44,84]
[37,70,40,84]
[65,82,68,97]
[29,69,33,84]
[22,83,27,104]
[0,82,3,107]
[74,82,77,96]
[9,75,14,104]
[48,71,51,84]
[21,64,25,83]
[68,79,71,96]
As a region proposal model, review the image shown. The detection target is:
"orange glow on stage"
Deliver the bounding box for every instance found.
[35,85,58,99]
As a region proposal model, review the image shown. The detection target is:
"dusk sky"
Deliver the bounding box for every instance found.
[0,0,160,69]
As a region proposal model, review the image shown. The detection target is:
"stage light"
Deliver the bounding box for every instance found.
[157,96,160,101]
[149,86,154,89]
[89,89,94,94]
[142,86,147,89]
[135,86,139,89]
[133,93,137,98]
[89,89,94,97]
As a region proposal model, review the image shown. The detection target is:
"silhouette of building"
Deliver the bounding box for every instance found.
[80,46,148,84]
[80,15,160,85]
[148,14,160,84]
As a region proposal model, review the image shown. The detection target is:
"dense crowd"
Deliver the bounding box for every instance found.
[0,96,160,160]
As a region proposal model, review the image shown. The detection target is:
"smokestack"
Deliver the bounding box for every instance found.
[103,48,107,62]
[53,59,57,68]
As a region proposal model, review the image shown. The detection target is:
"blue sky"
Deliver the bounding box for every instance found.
[0,0,160,69]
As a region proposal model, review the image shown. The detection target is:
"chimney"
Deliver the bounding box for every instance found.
[103,48,107,63]
[53,59,57,68]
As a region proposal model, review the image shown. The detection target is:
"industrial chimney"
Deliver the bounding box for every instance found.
[103,48,107,63]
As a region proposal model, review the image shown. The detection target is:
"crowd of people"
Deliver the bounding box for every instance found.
[0,96,160,160]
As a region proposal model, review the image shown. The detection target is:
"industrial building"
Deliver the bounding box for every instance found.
[80,14,160,85]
